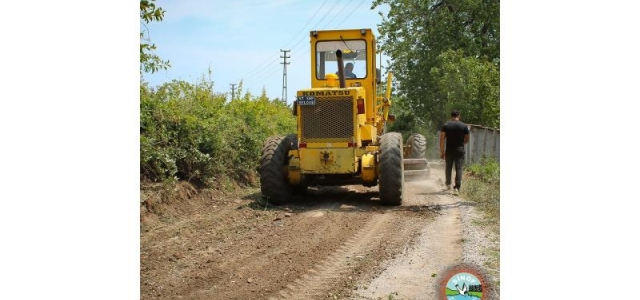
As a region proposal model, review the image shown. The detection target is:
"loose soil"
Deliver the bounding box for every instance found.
[140,163,499,299]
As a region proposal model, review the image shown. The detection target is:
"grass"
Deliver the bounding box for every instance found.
[460,158,500,292]
[461,158,500,232]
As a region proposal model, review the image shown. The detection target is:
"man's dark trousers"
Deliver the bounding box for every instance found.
[445,150,465,189]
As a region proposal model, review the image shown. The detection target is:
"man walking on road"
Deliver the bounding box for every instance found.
[439,110,470,195]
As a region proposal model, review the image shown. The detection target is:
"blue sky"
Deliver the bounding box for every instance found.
[142,0,390,103]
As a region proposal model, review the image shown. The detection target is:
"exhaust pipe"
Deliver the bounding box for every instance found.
[335,50,346,88]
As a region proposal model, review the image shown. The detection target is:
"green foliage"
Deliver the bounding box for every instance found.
[462,158,500,235]
[466,157,500,184]
[431,49,499,128]
[372,0,499,132]
[140,0,170,73]
[140,0,164,23]
[140,78,296,186]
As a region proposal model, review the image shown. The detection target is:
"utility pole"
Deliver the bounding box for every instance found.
[230,83,237,100]
[280,49,290,103]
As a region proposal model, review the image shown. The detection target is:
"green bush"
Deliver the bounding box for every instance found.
[140,135,177,183]
[140,79,296,186]
[465,157,500,184]
[462,157,500,226]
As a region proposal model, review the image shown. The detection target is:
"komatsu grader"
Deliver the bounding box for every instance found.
[260,28,430,205]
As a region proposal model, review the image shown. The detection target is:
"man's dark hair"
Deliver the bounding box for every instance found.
[451,110,460,117]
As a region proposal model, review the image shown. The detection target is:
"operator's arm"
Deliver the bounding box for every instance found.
[439,131,446,159]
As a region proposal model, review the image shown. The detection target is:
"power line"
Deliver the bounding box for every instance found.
[237,55,280,83]
[241,56,282,89]
[335,0,369,28]
[282,0,330,49]
[236,0,333,85]
[241,56,280,84]
[244,67,282,94]
[256,0,353,96]
[287,0,364,79]
[238,0,366,97]
[291,49,309,64]
[287,0,344,54]
[322,0,355,28]
[311,0,343,30]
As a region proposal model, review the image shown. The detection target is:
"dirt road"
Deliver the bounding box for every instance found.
[141,163,499,299]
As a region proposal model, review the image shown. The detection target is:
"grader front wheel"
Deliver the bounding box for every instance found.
[406,133,427,159]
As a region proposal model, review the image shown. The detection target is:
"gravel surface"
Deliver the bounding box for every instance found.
[460,199,500,299]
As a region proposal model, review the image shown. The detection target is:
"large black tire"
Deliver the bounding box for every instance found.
[260,135,294,205]
[406,133,427,159]
[379,132,404,205]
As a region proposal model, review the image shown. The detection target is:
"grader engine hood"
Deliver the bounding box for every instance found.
[295,89,358,142]
[294,87,366,174]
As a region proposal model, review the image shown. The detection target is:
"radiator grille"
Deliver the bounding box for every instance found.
[300,96,353,142]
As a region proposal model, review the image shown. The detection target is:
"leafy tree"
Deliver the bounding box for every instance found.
[372,0,499,130]
[140,0,170,73]
[431,49,499,127]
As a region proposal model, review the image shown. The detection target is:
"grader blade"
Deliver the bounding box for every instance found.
[403,158,430,182]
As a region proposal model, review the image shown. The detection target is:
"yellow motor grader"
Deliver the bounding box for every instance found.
[260,28,429,205]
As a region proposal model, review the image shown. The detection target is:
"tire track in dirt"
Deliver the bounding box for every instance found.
[354,163,466,300]
[271,209,429,300]
[141,168,464,300]
[355,200,463,299]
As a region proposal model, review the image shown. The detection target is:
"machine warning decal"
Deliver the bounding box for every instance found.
[297,96,316,105]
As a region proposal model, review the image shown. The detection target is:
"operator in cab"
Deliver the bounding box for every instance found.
[336,62,357,79]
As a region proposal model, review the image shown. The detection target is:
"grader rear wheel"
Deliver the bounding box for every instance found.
[259,135,294,205]
[379,132,404,205]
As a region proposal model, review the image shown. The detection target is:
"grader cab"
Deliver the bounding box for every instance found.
[260,28,430,205]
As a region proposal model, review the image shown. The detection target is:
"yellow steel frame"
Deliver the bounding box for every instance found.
[288,28,395,183]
